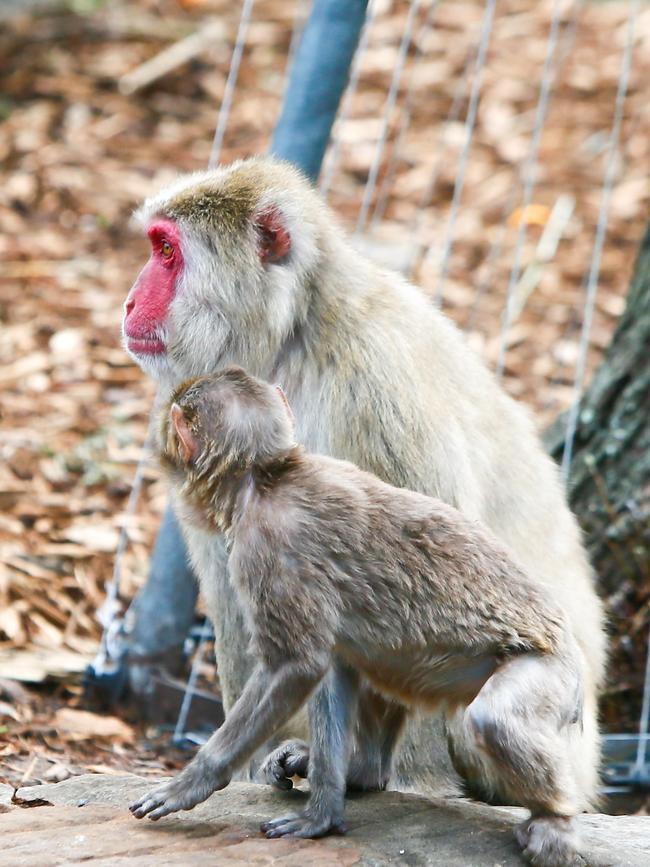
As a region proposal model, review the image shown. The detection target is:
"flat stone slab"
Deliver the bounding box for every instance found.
[0,774,648,866]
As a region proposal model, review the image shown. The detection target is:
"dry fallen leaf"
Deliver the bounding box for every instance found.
[62,524,120,553]
[53,708,135,744]
[0,648,92,683]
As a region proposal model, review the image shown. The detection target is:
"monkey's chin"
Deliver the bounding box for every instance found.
[124,341,176,384]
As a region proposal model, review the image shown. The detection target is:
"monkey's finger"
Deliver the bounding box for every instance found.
[268,762,294,789]
[260,758,293,789]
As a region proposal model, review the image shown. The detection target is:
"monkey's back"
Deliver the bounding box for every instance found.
[293,249,604,690]
[230,451,570,707]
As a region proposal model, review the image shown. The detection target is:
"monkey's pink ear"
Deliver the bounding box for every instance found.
[275,385,295,424]
[170,404,200,463]
[255,208,291,264]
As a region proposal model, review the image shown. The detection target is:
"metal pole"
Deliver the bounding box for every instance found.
[272,0,369,182]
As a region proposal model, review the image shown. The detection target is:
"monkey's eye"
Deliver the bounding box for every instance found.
[160,240,173,258]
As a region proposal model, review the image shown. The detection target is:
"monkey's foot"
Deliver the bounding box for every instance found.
[515,816,584,867]
[261,810,346,839]
[259,740,310,791]
[129,760,230,821]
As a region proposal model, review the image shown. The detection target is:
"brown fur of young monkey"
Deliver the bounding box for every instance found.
[130,368,587,867]
[122,156,604,813]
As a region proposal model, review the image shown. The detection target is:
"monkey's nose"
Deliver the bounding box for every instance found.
[125,298,135,315]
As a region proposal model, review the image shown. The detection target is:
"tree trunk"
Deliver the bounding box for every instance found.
[546,223,650,731]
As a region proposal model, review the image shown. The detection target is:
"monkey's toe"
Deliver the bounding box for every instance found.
[262,813,346,839]
[130,793,166,819]
[517,817,584,867]
[129,780,199,821]
[260,813,297,833]
[148,802,181,821]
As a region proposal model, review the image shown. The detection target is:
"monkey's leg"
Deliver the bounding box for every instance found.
[462,654,585,867]
[346,691,406,791]
[260,684,405,793]
[262,661,360,839]
[130,661,325,822]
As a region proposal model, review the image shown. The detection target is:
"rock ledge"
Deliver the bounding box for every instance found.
[2,774,648,866]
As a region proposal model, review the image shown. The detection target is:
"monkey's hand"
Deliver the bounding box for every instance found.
[261,807,346,839]
[129,756,231,821]
[259,739,310,790]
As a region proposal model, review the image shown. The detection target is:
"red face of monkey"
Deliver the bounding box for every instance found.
[123,218,183,358]
[122,201,292,384]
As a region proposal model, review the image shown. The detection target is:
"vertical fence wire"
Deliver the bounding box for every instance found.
[546,90,641,416]
[319,0,377,200]
[209,0,256,168]
[368,0,441,229]
[91,407,159,675]
[561,0,641,766]
[426,0,497,305]
[355,0,422,235]
[463,0,584,336]
[493,0,565,377]
[174,0,257,741]
[282,0,309,92]
[560,0,639,478]
[403,46,475,277]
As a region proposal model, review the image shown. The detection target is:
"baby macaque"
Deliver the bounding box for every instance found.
[130,367,586,867]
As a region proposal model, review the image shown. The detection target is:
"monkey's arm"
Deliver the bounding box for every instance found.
[130,659,327,821]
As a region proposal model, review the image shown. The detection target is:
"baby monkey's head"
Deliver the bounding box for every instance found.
[161,366,295,479]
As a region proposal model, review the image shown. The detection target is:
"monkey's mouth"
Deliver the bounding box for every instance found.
[126,336,166,355]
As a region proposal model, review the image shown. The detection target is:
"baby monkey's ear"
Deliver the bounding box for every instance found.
[171,403,200,463]
[275,385,294,425]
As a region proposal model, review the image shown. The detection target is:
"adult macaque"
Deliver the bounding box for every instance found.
[122,157,604,806]
[130,369,587,867]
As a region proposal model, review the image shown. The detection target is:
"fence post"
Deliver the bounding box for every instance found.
[272,0,369,180]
